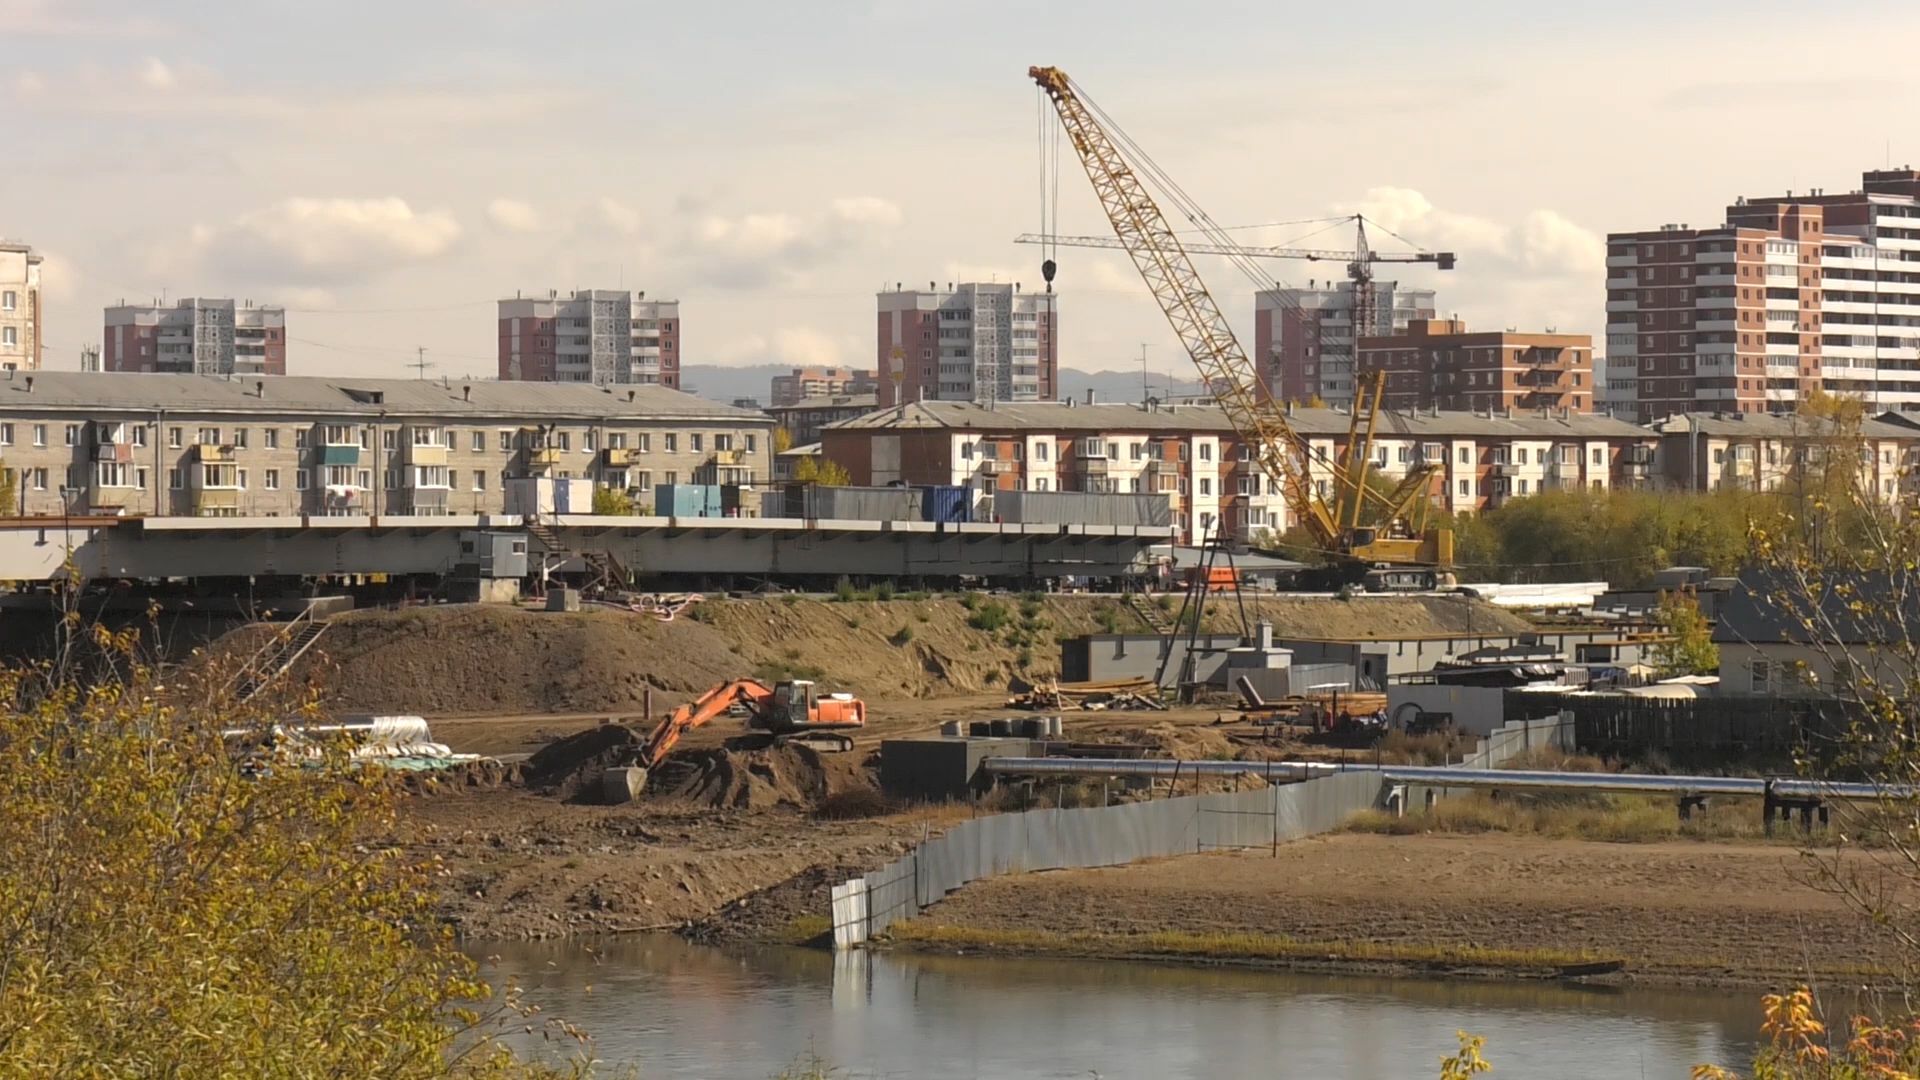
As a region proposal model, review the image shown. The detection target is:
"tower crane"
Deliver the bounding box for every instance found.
[1028,65,1453,591]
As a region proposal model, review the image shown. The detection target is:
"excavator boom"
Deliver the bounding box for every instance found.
[639,678,775,768]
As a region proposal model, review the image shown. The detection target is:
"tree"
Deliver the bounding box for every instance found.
[592,485,635,515]
[792,455,850,486]
[1650,589,1718,676]
[772,426,794,454]
[0,629,582,1075]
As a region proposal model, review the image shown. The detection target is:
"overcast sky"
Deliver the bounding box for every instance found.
[8,0,1920,385]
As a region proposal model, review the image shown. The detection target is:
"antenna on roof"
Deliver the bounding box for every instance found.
[411,347,434,380]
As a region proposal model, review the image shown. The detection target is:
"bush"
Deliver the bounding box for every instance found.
[890,625,915,646]
[967,600,1010,632]
[780,593,800,607]
[1154,594,1174,612]
[833,577,857,602]
[845,616,863,630]
[873,580,896,601]
[1016,647,1033,668]
[1095,607,1120,633]
[959,592,981,611]
[754,660,827,683]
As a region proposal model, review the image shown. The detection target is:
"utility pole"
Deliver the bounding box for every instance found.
[1139,343,1151,404]
[411,347,432,380]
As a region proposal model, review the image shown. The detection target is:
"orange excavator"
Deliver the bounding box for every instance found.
[632,678,867,786]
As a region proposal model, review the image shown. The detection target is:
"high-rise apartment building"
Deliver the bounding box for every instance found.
[0,243,44,372]
[104,299,286,376]
[876,282,1057,406]
[769,366,878,407]
[1357,319,1597,414]
[497,290,681,388]
[1255,279,1436,406]
[1606,168,1920,421]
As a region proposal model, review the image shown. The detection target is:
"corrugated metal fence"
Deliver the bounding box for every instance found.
[829,714,1573,949]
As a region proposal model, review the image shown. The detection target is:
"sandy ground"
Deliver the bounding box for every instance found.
[913,832,1908,987]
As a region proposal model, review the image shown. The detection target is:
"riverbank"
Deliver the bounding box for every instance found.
[888,832,1905,990]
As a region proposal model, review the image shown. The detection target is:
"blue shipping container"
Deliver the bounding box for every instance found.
[654,484,719,518]
[916,485,972,524]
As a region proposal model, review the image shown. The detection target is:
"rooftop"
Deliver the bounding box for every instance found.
[1650,412,1920,440]
[768,393,880,413]
[0,371,769,422]
[829,400,1651,439]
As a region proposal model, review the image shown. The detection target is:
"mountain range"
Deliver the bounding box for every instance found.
[680,364,1210,410]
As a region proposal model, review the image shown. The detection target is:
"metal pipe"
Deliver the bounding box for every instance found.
[979,757,1910,801]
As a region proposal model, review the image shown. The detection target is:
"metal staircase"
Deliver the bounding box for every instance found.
[1126,592,1173,635]
[229,607,331,703]
[526,517,632,593]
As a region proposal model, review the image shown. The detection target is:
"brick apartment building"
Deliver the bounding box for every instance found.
[1650,410,1920,500]
[104,299,287,376]
[823,400,1650,544]
[1255,279,1435,407]
[876,282,1057,406]
[0,371,768,518]
[769,366,877,407]
[0,242,43,372]
[1357,319,1597,413]
[1606,168,1920,421]
[497,290,681,388]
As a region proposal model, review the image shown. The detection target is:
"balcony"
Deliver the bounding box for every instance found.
[404,442,448,466]
[710,449,746,467]
[1486,462,1518,477]
[1079,458,1110,475]
[86,486,140,510]
[403,489,450,514]
[194,443,235,462]
[191,490,241,514]
[91,441,135,463]
[978,458,1015,475]
[603,447,637,467]
[525,447,562,469]
[317,444,360,466]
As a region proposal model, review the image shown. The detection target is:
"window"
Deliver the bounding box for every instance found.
[1592,447,1603,466]
[1129,477,1141,493]
[136,467,147,490]
[608,432,626,451]
[664,471,678,485]
[556,432,571,452]
[0,423,9,446]
[168,468,184,490]
[357,469,372,489]
[1458,446,1470,465]
[472,430,486,452]
[265,469,280,491]
[95,462,132,488]
[386,468,402,489]
[295,468,310,490]
[1237,476,1255,496]
[232,428,248,449]
[472,470,486,491]
[0,291,13,311]
[1750,659,1771,692]
[1,328,14,347]
[323,424,354,446]
[325,465,354,487]
[30,467,46,491]
[414,465,449,488]
[236,468,248,490]
[262,428,278,450]
[1199,442,1213,462]
[498,429,513,452]
[1518,478,1529,494]
[295,428,309,449]
[664,434,677,453]
[63,424,77,447]
[132,426,147,448]
[635,471,650,491]
[1177,476,1188,496]
[411,426,442,447]
[357,429,370,450]
[1516,448,1528,465]
[746,434,757,454]
[382,430,398,451]
[713,434,731,452]
[1199,477,1213,496]
[33,424,46,447]
[637,434,651,453]
[1036,441,1050,462]
[1458,479,1470,497]
[198,427,219,446]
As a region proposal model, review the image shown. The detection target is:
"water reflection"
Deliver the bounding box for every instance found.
[477,935,1761,1079]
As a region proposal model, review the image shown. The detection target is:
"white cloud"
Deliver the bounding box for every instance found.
[1,0,171,37]
[137,57,175,91]
[718,327,848,368]
[12,71,45,97]
[592,197,642,236]
[672,195,903,288]
[172,197,462,284]
[485,197,540,233]
[1339,186,1603,279]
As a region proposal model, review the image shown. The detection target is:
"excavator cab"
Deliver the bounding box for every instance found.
[764,679,816,731]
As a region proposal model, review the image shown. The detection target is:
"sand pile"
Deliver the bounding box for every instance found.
[1122,721,1240,761]
[652,743,877,811]
[520,723,642,801]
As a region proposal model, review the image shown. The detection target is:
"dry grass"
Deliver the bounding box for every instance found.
[813,788,901,820]
[1344,792,1778,843]
[1499,745,1612,772]
[886,921,1608,972]
[1374,730,1470,765]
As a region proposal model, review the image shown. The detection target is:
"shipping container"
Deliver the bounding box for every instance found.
[779,483,923,521]
[505,477,596,516]
[654,484,725,518]
[915,484,972,524]
[991,490,1172,528]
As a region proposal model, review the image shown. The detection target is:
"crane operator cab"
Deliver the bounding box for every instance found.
[765,679,815,730]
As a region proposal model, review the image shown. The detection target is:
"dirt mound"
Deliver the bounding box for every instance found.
[521,722,641,801]
[685,861,878,946]
[1122,721,1241,761]
[652,743,877,811]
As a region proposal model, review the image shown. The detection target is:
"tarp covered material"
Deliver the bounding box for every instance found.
[992,490,1172,528]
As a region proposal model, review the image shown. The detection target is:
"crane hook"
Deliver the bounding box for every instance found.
[1041,257,1056,292]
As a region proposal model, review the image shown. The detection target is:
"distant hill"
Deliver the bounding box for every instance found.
[681,363,1209,409]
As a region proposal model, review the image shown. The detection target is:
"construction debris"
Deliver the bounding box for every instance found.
[1008,678,1167,712]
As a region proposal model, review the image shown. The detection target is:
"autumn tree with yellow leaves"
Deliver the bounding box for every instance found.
[0,616,586,1077]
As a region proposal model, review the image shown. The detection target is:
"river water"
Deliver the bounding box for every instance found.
[478,935,1763,1079]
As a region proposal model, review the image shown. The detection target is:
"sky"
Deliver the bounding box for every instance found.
[8,0,1920,389]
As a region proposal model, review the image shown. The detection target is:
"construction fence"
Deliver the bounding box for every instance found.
[828,713,1573,949]
[830,770,1381,948]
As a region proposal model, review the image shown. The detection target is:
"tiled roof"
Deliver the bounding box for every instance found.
[829,399,1651,439]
